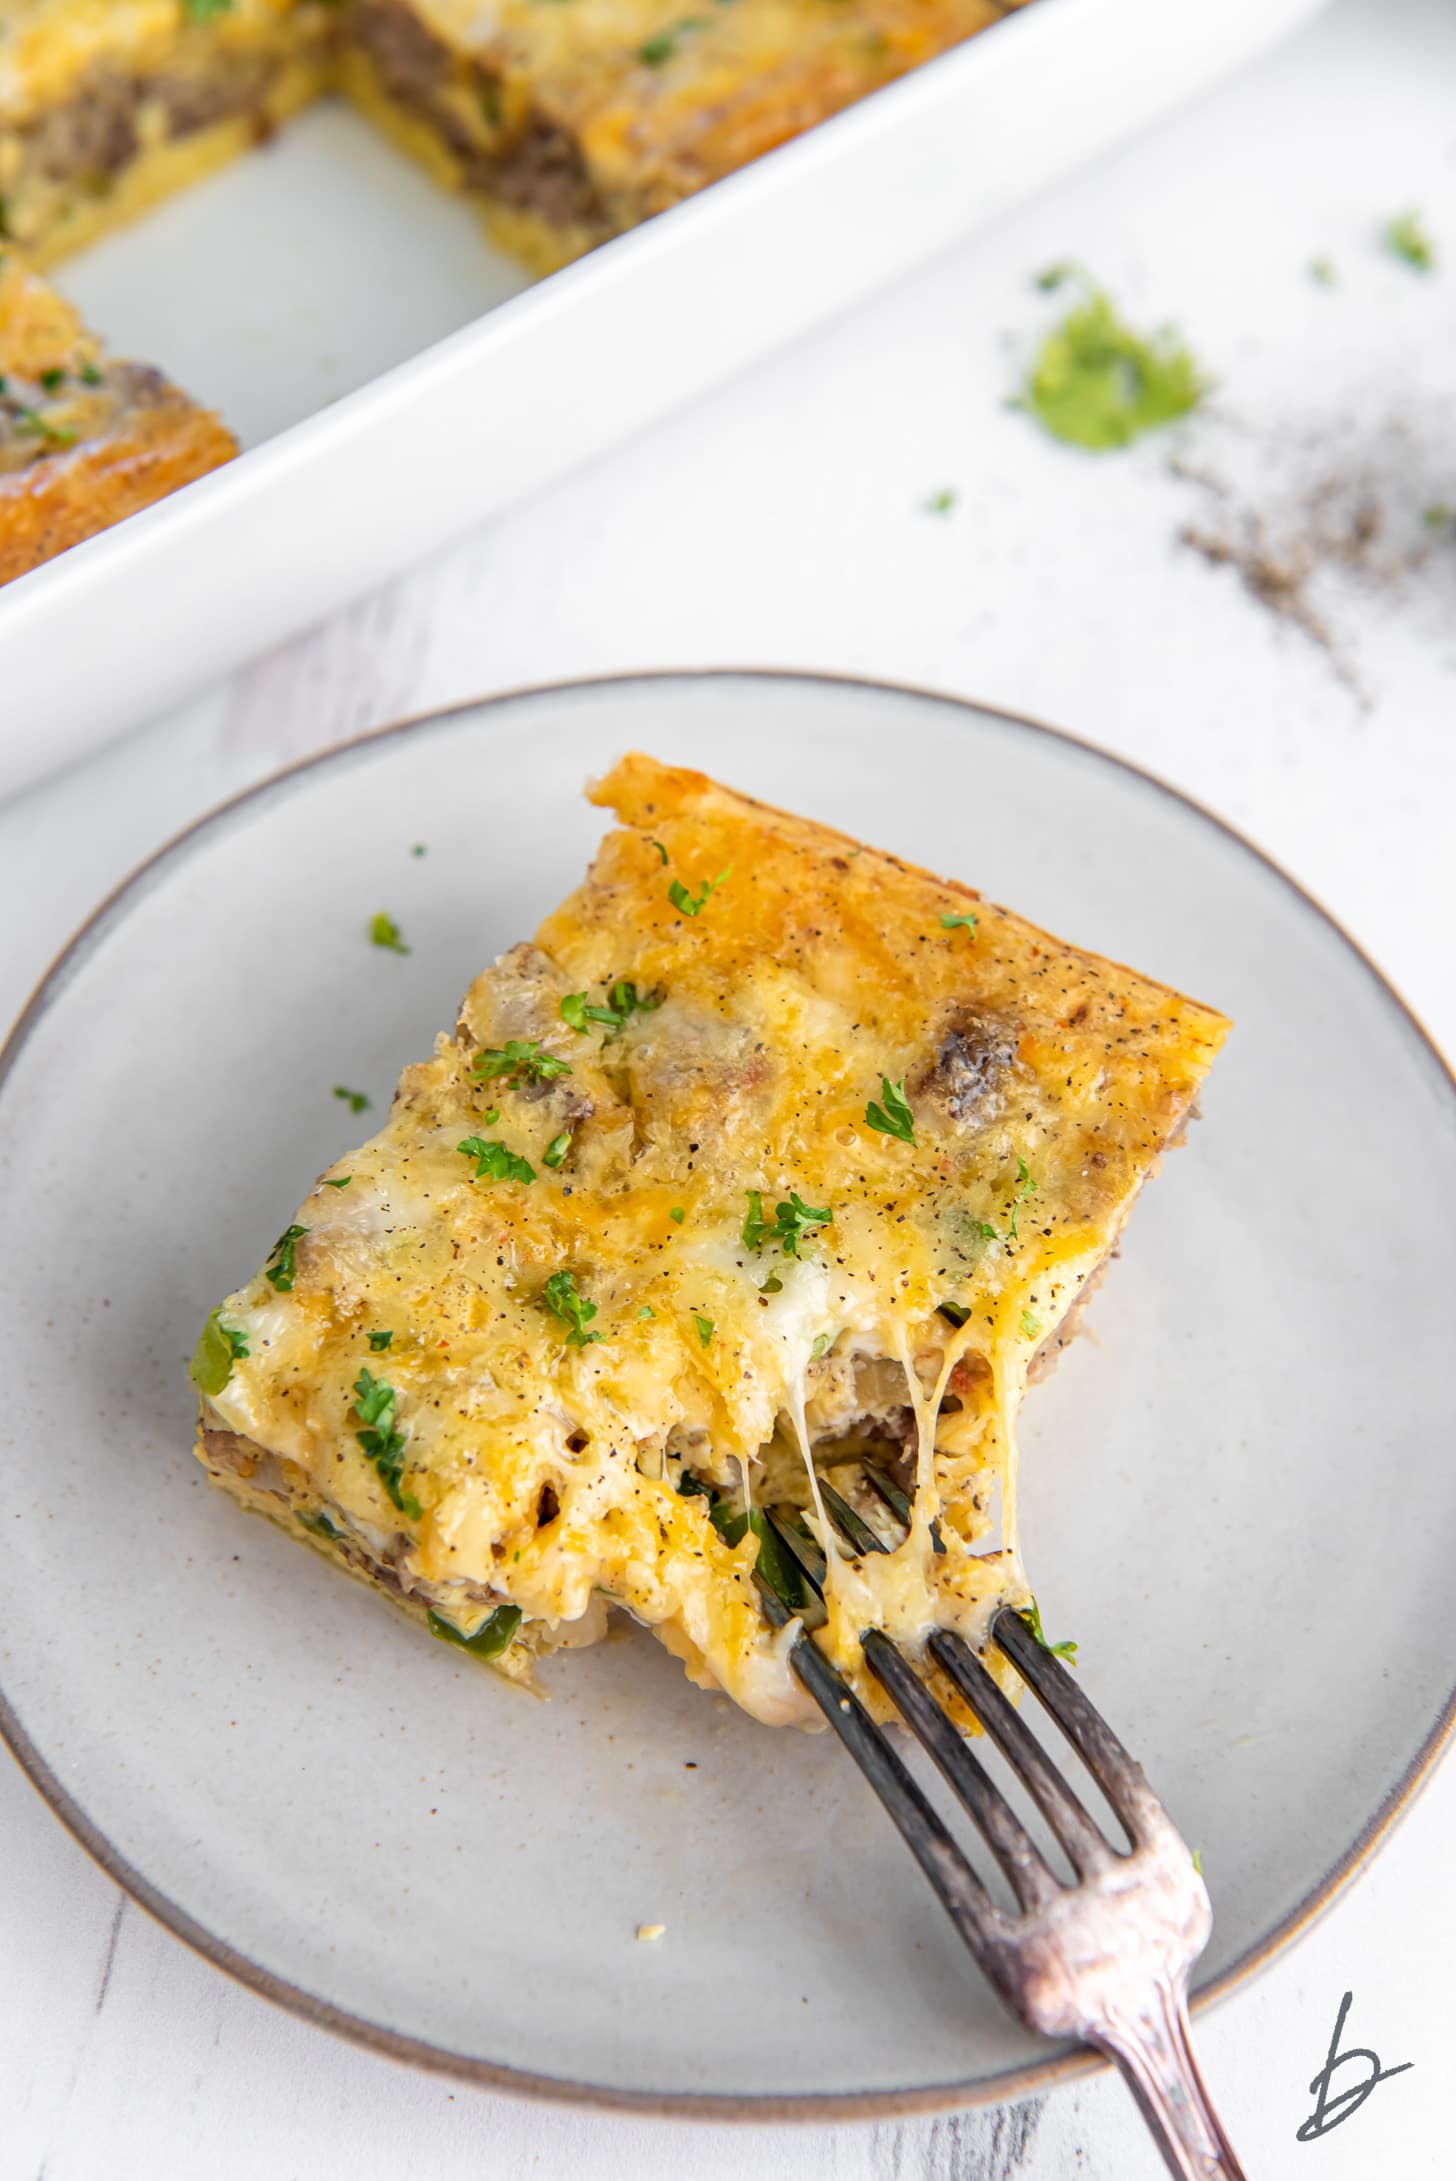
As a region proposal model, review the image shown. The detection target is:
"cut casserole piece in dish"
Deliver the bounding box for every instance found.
[0,245,235,585]
[0,0,337,265]
[191,753,1228,1728]
[340,0,1019,274]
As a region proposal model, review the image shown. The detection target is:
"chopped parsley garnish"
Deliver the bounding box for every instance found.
[1192,1847,1204,1877]
[1034,260,1079,292]
[543,1269,602,1346]
[1423,504,1451,529]
[368,1329,394,1351]
[940,911,977,932]
[188,1309,249,1396]
[1309,257,1337,287]
[1022,284,1206,451]
[1383,211,1435,273]
[323,1175,352,1189]
[1021,1598,1078,1663]
[410,843,427,857]
[471,1038,571,1087]
[333,1085,370,1112]
[428,1603,521,1659]
[649,838,669,864]
[368,910,410,954]
[668,868,729,918]
[543,1130,572,1169]
[926,488,956,514]
[458,1135,535,1185]
[639,20,707,63]
[669,1205,686,1224]
[265,1224,307,1292]
[742,1188,833,1257]
[937,1299,970,1329]
[1020,1308,1041,1340]
[560,979,663,1035]
[1006,1156,1037,1242]
[352,1368,420,1519]
[79,361,103,386]
[865,1075,916,1147]
[694,1314,715,1348]
[39,366,65,392]
[810,1331,834,1361]
[184,0,235,19]
[638,1304,656,1320]
[297,1509,342,1542]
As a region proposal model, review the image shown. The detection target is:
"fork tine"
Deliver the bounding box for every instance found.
[819,1479,889,1557]
[928,1630,1115,1875]
[992,1607,1169,1844]
[858,1462,950,1557]
[765,1509,828,1590]
[862,1630,1062,1911]
[754,1584,1005,1960]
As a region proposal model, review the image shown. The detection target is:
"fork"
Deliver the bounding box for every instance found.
[753,1478,1248,2181]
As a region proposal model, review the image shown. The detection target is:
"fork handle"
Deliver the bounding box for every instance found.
[1092,1974,1248,2180]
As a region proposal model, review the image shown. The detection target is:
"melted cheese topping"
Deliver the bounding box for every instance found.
[196,755,1228,1727]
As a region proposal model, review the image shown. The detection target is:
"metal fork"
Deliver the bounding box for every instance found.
[754,1483,1247,2181]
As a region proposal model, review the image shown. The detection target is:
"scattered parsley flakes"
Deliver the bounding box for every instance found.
[1006,1156,1037,1243]
[639,18,706,63]
[742,1188,833,1257]
[188,1309,249,1396]
[638,1304,656,1320]
[472,1038,571,1086]
[1020,1308,1041,1340]
[937,1299,970,1329]
[865,1075,916,1147]
[428,1603,521,1658]
[810,1331,834,1361]
[1383,210,1435,273]
[543,1130,572,1169]
[1422,503,1451,529]
[649,838,669,865]
[458,1135,535,1185]
[333,1085,370,1112]
[1021,1597,1078,1663]
[323,1175,352,1189]
[669,1205,686,1224]
[369,910,410,954]
[940,911,977,932]
[368,1329,394,1351]
[694,1314,715,1349]
[668,868,730,918]
[183,0,235,20]
[1022,284,1206,451]
[560,979,662,1035]
[543,1269,602,1346]
[352,1367,420,1519]
[759,1271,784,1295]
[1309,256,1337,288]
[1192,1846,1204,1876]
[297,1509,342,1542]
[265,1224,307,1292]
[410,843,427,857]
[926,488,957,514]
[1034,259,1079,292]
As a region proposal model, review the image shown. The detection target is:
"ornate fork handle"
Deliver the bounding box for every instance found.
[1093,1973,1248,2181]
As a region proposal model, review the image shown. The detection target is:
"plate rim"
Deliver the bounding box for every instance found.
[2,665,1453,2121]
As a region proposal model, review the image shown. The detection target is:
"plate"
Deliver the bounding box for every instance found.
[1,671,1452,2117]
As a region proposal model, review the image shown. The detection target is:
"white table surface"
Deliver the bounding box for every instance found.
[3,0,1454,2171]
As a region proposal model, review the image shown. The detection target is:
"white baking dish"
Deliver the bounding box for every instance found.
[0,0,1324,802]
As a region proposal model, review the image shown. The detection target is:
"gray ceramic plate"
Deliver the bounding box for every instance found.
[2,673,1454,2117]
